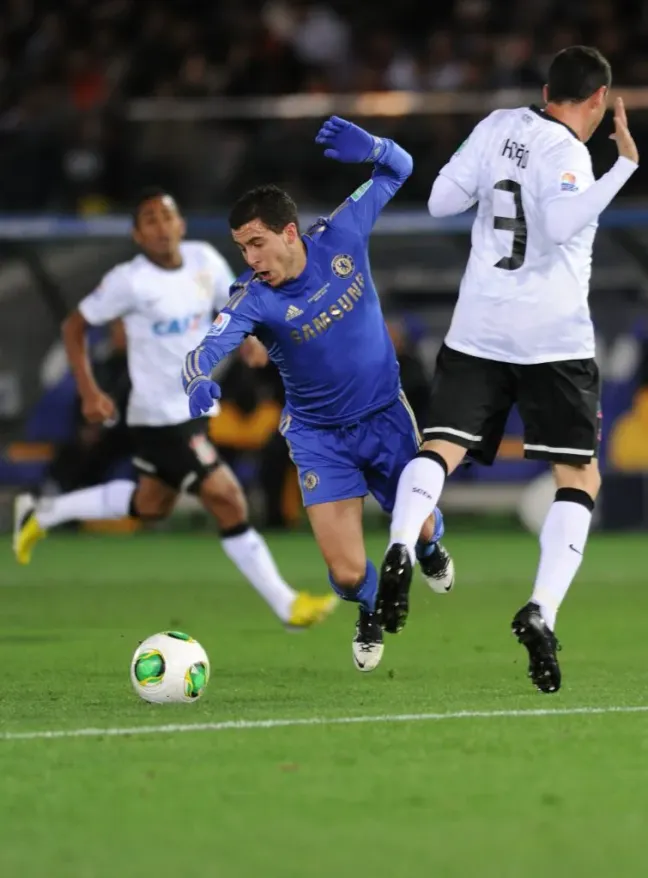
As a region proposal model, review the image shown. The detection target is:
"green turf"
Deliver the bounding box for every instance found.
[0,530,647,877]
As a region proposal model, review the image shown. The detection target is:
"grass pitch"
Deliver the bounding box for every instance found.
[0,529,646,877]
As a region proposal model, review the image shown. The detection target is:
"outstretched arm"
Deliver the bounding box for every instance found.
[315,116,413,237]
[542,156,637,244]
[541,100,638,245]
[182,288,263,417]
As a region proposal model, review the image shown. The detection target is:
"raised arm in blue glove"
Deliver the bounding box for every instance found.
[315,115,386,164]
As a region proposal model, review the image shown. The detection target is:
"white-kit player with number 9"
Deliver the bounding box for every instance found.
[376,46,639,693]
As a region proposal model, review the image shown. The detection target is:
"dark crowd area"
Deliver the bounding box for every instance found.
[1,0,647,211]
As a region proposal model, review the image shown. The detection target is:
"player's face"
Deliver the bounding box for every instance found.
[133,196,186,261]
[232,219,300,287]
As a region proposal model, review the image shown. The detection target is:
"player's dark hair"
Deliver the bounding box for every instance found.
[228,184,300,234]
[546,46,611,103]
[131,186,179,225]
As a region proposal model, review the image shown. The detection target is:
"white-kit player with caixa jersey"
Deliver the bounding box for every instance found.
[13,188,337,631]
[375,46,639,692]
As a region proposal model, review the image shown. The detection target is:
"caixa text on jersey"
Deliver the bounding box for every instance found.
[153,313,210,335]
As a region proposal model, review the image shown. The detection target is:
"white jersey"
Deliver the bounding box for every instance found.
[79,241,234,426]
[440,106,599,364]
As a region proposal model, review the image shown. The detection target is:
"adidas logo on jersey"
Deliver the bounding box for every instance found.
[285,304,304,321]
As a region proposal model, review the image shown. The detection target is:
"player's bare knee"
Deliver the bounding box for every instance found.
[132,492,174,521]
[329,558,366,589]
[553,460,601,500]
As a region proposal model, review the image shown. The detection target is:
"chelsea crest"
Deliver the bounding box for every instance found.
[331,254,354,278]
[302,471,319,491]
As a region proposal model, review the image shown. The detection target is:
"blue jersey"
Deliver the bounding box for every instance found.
[196,139,412,427]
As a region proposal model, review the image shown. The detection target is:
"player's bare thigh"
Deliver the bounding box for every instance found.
[306,498,366,588]
[132,475,178,520]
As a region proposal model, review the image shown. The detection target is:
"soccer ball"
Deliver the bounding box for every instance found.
[130,631,210,703]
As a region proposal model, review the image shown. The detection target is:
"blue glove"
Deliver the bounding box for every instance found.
[315,116,384,164]
[185,375,221,418]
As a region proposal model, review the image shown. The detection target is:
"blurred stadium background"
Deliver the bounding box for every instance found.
[2,8,648,874]
[1,0,648,536]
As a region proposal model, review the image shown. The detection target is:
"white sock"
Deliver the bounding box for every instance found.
[36,480,135,529]
[530,497,593,631]
[221,527,297,623]
[389,456,447,562]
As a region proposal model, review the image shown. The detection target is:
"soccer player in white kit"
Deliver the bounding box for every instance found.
[13,188,337,630]
[376,47,640,692]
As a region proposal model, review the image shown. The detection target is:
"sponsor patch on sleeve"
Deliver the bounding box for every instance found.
[350,180,374,202]
[560,171,579,193]
[207,312,231,337]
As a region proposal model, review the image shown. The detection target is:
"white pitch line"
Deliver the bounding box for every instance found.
[1,704,648,742]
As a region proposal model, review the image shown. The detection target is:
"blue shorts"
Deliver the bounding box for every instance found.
[280,393,421,511]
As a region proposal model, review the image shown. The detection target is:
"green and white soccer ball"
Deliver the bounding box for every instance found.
[130,631,210,703]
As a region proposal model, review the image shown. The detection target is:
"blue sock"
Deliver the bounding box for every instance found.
[328,560,378,613]
[415,506,445,561]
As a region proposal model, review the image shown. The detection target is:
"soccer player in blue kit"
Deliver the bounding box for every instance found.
[182,116,455,671]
